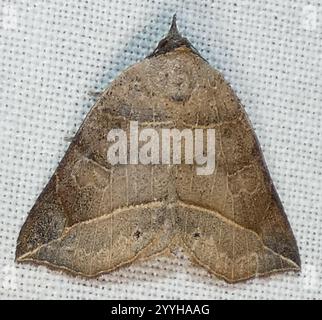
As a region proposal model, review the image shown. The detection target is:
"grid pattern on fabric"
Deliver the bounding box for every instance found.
[0,0,321,299]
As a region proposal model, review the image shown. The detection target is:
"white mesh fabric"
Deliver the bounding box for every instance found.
[0,0,321,299]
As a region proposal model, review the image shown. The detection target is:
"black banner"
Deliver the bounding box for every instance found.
[0,300,320,319]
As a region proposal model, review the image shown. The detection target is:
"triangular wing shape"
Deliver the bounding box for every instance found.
[16,15,300,283]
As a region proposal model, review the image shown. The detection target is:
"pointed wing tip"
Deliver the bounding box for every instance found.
[281,239,302,271]
[15,243,27,263]
[284,255,301,273]
[292,253,301,271]
[15,256,24,264]
[198,260,301,284]
[15,228,36,263]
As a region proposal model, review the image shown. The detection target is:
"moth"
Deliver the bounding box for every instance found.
[16,16,300,283]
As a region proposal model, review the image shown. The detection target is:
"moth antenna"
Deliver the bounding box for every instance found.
[169,14,179,36]
[148,14,203,60]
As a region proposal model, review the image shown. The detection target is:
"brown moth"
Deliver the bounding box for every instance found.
[16,15,300,283]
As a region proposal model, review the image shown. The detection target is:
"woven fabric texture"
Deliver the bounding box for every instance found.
[0,0,321,299]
